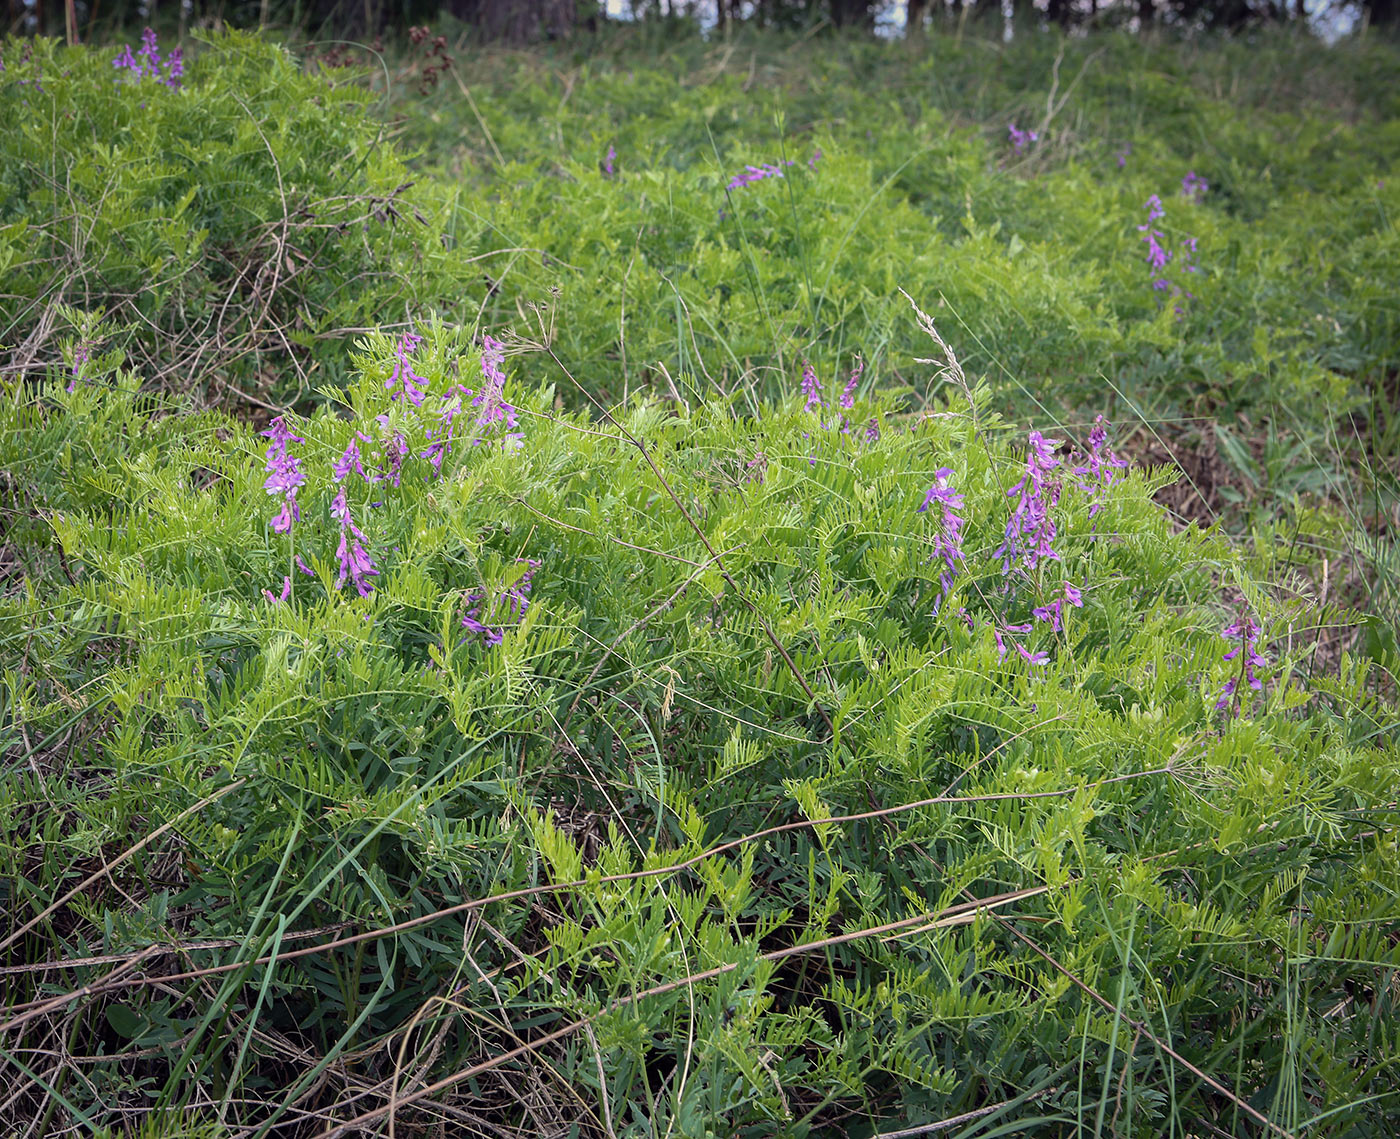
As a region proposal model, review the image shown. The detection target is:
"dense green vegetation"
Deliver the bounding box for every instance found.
[1,24,1398,1137]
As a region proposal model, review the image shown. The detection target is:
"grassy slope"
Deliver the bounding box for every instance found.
[1,24,1399,1139]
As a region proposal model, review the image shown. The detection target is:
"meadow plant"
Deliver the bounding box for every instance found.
[1008,122,1038,153]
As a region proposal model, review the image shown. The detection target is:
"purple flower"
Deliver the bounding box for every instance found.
[1216,613,1268,712]
[462,558,539,645]
[1181,170,1209,202]
[164,47,183,88]
[112,44,139,73]
[66,342,93,393]
[1073,415,1129,518]
[800,361,823,411]
[918,467,966,610]
[865,418,880,444]
[333,435,368,483]
[138,27,160,74]
[1008,124,1038,154]
[838,359,863,410]
[809,148,823,170]
[263,576,292,605]
[725,160,793,192]
[473,335,518,438]
[423,384,473,474]
[1016,642,1050,666]
[1116,144,1132,168]
[261,416,305,533]
[603,144,615,177]
[996,431,1063,572]
[1142,194,1165,224]
[1032,581,1084,633]
[385,332,428,406]
[295,555,316,577]
[330,488,379,596]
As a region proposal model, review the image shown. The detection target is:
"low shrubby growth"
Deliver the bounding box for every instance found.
[0,30,465,404]
[2,319,1397,1134]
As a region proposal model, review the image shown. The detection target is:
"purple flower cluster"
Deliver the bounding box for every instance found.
[1032,581,1083,632]
[995,431,1062,573]
[473,335,520,444]
[603,144,616,177]
[1008,124,1038,155]
[1137,195,1201,312]
[462,559,539,645]
[66,341,93,393]
[727,160,793,191]
[330,488,379,597]
[1073,415,1129,519]
[1216,614,1268,712]
[994,623,1048,667]
[1115,143,1133,169]
[113,28,182,89]
[262,417,305,534]
[1181,170,1209,202]
[838,359,863,410]
[385,332,429,406]
[918,468,965,610]
[800,361,823,411]
[423,385,474,473]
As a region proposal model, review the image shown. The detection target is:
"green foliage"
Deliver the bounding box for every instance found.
[0,30,466,404]
[2,324,1397,1134]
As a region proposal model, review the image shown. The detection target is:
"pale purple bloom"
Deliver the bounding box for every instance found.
[333,435,368,483]
[164,47,183,88]
[1008,124,1038,154]
[423,384,473,473]
[330,488,378,596]
[67,342,92,393]
[462,559,539,645]
[865,418,880,444]
[1216,613,1267,712]
[800,361,823,411]
[1033,581,1084,633]
[997,431,1063,572]
[918,467,965,609]
[262,416,305,534]
[295,555,316,577]
[1016,642,1050,666]
[112,44,139,73]
[385,332,428,406]
[603,144,615,176]
[1181,170,1209,202]
[1074,415,1129,518]
[808,148,823,170]
[1116,144,1132,168]
[378,431,410,487]
[838,360,863,410]
[138,27,160,72]
[473,335,518,438]
[726,160,793,192]
[263,576,292,604]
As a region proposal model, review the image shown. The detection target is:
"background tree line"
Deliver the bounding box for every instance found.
[5,0,1395,83]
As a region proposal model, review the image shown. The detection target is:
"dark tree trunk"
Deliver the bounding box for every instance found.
[1138,0,1154,24]
[906,0,928,33]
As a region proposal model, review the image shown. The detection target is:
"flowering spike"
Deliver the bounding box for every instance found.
[385,333,428,406]
[330,488,379,596]
[800,361,823,411]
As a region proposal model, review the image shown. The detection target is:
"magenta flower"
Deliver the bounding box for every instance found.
[726,161,793,191]
[423,384,474,474]
[1032,581,1084,633]
[808,148,823,170]
[263,576,292,605]
[261,416,305,534]
[838,359,863,410]
[996,431,1063,572]
[473,335,518,438]
[1008,124,1038,154]
[333,435,369,483]
[800,361,823,411]
[1115,144,1132,168]
[385,332,428,406]
[330,488,378,596]
[1216,613,1267,712]
[865,418,880,444]
[918,467,965,610]
[603,144,615,177]
[1074,415,1129,519]
[462,559,539,645]
[295,555,316,577]
[1181,170,1209,202]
